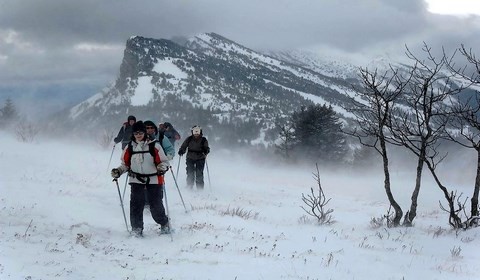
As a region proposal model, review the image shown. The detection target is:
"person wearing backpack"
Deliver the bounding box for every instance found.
[143,120,175,209]
[144,120,175,160]
[114,115,136,149]
[178,125,210,189]
[111,121,171,237]
[160,122,181,148]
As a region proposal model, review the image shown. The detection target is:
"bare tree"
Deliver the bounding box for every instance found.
[301,164,334,225]
[443,97,480,224]
[344,66,410,226]
[388,44,465,227]
[443,45,480,224]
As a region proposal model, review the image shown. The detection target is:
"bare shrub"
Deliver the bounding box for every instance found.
[370,206,395,229]
[301,163,334,225]
[220,206,259,220]
[431,226,447,238]
[460,236,474,243]
[370,216,386,229]
[358,236,374,249]
[97,129,114,149]
[15,121,40,143]
[298,215,312,224]
[190,203,218,211]
[450,246,462,259]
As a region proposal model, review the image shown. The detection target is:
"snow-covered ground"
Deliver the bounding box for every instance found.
[1,133,479,280]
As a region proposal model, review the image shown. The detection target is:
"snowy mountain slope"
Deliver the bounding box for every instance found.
[1,133,479,279]
[185,33,357,106]
[57,33,364,144]
[266,49,359,80]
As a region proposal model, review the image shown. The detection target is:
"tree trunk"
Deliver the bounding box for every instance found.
[380,137,403,226]
[424,160,463,228]
[404,147,425,226]
[471,149,480,217]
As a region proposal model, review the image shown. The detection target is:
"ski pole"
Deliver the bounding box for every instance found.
[176,155,182,179]
[169,167,188,213]
[205,159,212,190]
[121,175,129,203]
[113,178,129,233]
[107,144,116,171]
[163,186,174,242]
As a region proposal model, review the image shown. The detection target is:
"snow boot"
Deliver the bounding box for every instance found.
[160,223,171,234]
[131,228,143,238]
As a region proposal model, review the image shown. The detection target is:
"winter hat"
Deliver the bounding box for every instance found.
[191,125,202,136]
[131,121,146,133]
[144,120,158,134]
[127,115,136,122]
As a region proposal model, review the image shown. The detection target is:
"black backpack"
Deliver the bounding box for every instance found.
[125,141,160,183]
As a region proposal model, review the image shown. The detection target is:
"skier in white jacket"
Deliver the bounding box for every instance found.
[111,121,170,237]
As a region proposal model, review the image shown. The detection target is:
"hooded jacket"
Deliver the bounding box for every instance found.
[179,135,210,161]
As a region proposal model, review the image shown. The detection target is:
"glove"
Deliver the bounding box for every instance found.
[178,150,185,156]
[156,162,169,175]
[167,155,174,161]
[111,168,121,179]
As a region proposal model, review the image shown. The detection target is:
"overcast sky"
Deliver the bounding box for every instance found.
[0,0,479,115]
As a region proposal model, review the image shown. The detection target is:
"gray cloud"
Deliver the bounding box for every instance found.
[0,0,479,112]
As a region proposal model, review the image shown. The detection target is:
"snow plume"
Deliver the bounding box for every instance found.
[1,132,479,279]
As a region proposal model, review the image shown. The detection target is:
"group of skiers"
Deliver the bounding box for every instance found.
[110,115,210,237]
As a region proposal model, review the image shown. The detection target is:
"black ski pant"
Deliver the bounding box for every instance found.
[186,158,205,189]
[130,183,168,232]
